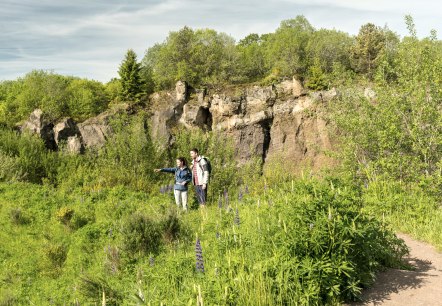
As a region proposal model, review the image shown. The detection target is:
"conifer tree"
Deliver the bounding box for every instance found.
[118,49,143,102]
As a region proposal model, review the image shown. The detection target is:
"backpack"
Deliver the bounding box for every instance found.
[199,156,212,175]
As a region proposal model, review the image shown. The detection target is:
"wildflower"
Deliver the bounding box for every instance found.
[238,189,243,202]
[160,186,165,194]
[309,223,314,230]
[245,185,249,194]
[218,196,223,209]
[149,256,155,267]
[234,209,241,226]
[224,190,229,207]
[108,228,113,238]
[216,232,221,239]
[195,239,204,273]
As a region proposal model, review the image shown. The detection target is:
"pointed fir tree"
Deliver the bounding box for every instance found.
[118,49,144,103]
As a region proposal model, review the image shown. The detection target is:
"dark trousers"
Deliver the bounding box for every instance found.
[195,185,207,204]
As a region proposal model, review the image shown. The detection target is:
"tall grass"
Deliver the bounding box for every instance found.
[0,175,408,305]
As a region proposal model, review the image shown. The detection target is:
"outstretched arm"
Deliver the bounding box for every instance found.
[157,167,177,174]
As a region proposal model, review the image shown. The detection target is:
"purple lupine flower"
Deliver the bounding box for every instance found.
[160,186,165,194]
[234,209,240,226]
[218,196,223,209]
[108,228,113,238]
[245,185,249,194]
[195,239,205,273]
[169,185,174,193]
[238,189,243,202]
[225,191,229,207]
[149,256,155,267]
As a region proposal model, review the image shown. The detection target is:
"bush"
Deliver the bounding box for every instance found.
[121,213,162,257]
[9,207,30,225]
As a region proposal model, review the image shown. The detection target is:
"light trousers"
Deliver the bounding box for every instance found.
[174,189,188,210]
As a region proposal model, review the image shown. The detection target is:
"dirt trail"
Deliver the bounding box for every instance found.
[352,233,442,306]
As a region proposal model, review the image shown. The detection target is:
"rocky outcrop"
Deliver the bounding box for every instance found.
[22,79,337,172]
[54,118,81,145]
[21,105,128,153]
[66,136,83,154]
[21,109,56,150]
[78,109,116,150]
[151,80,337,172]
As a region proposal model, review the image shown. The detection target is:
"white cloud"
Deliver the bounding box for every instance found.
[0,0,441,82]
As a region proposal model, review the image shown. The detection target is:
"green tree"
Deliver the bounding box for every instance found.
[331,17,442,184]
[236,34,268,81]
[264,15,314,78]
[142,27,237,89]
[0,71,71,126]
[305,58,328,90]
[305,29,353,73]
[350,23,387,78]
[66,79,108,121]
[118,49,144,102]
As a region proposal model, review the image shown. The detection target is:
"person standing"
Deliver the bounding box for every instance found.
[154,157,192,211]
[190,148,209,207]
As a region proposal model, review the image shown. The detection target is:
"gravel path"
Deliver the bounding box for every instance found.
[352,233,442,306]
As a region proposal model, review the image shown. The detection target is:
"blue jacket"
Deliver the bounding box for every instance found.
[160,166,192,191]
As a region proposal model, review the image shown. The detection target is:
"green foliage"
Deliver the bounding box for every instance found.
[306,29,353,74]
[66,79,108,121]
[143,27,238,90]
[350,24,398,79]
[0,176,409,305]
[55,206,74,225]
[0,70,109,127]
[0,127,59,183]
[118,49,144,103]
[121,212,162,257]
[264,16,314,78]
[78,275,123,305]
[330,24,442,186]
[44,242,67,268]
[236,33,268,82]
[305,58,329,90]
[105,78,123,104]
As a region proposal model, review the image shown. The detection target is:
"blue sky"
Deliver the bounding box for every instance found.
[1,0,441,83]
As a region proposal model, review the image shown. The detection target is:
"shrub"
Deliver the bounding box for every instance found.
[9,207,30,225]
[121,213,162,257]
[55,207,74,225]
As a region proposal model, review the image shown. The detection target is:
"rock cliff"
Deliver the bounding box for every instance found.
[22,80,337,172]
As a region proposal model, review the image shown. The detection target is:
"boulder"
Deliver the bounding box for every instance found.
[66,136,83,154]
[176,81,187,102]
[78,113,113,150]
[53,118,81,146]
[21,109,56,150]
[292,77,305,97]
